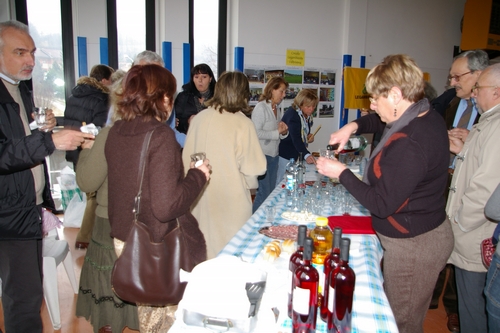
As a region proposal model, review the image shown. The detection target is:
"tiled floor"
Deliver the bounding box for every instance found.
[0,226,452,333]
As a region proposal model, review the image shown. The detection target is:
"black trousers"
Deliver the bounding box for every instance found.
[0,239,44,332]
[431,263,459,314]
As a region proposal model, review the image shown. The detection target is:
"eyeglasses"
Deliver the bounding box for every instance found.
[471,83,497,93]
[369,97,378,104]
[448,71,472,83]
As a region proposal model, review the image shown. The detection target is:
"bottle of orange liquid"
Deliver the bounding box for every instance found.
[310,217,333,265]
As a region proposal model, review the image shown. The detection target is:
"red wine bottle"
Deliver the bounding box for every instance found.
[292,237,319,333]
[328,238,355,333]
[288,225,308,318]
[320,227,342,322]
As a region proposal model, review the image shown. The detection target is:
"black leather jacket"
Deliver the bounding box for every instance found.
[0,80,55,240]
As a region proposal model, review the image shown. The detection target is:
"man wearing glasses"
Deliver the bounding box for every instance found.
[430,49,489,333]
[447,62,500,333]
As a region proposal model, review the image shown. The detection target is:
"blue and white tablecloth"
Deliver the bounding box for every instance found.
[171,164,399,333]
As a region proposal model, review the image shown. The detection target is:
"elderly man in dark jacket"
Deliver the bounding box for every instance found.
[0,20,93,332]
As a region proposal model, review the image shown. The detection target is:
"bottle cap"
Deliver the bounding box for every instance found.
[297,225,307,246]
[315,216,328,227]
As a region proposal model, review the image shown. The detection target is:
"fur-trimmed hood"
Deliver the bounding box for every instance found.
[72,76,110,97]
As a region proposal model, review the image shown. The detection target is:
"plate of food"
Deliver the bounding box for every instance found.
[259,225,305,240]
[281,211,318,223]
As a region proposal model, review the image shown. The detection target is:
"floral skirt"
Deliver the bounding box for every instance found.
[75,216,139,333]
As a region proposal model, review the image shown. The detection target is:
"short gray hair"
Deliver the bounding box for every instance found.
[133,50,164,67]
[454,49,490,72]
[0,20,30,52]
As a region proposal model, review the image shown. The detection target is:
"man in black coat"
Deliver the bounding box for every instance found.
[0,20,93,332]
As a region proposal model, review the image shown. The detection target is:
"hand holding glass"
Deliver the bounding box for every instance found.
[190,152,206,168]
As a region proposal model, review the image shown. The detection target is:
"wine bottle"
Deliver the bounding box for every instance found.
[320,227,342,322]
[327,135,368,154]
[328,238,356,333]
[288,225,308,318]
[285,158,297,208]
[292,237,319,333]
[296,152,305,186]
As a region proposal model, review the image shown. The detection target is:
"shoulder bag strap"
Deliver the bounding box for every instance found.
[133,130,154,220]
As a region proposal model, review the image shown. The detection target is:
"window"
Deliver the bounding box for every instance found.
[116,0,146,70]
[194,0,219,77]
[26,0,65,116]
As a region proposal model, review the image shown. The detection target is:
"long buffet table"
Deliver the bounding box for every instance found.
[171,164,399,333]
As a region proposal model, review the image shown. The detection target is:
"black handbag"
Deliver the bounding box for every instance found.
[111,130,199,306]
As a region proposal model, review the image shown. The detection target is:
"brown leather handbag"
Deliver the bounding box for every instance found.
[111,130,198,306]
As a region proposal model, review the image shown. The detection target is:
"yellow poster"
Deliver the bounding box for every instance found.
[286,49,305,67]
[343,67,371,109]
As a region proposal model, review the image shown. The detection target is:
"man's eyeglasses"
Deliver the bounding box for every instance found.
[471,83,497,94]
[448,71,472,83]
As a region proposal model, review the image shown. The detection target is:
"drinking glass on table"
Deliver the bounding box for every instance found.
[264,205,276,223]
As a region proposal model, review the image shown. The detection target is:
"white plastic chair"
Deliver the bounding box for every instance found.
[42,228,79,330]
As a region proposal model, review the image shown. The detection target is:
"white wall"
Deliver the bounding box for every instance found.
[0,0,14,22]
[229,0,465,152]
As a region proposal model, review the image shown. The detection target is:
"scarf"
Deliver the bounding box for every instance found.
[195,90,212,112]
[297,108,312,146]
[363,98,430,185]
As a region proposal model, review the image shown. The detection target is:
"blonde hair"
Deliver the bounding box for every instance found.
[292,89,318,109]
[366,54,424,103]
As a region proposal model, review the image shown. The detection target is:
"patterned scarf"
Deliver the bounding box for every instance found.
[195,90,212,112]
[297,108,312,147]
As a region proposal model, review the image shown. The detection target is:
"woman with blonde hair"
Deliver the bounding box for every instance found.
[317,54,453,333]
[105,64,211,332]
[183,71,266,259]
[277,88,318,184]
[251,76,289,212]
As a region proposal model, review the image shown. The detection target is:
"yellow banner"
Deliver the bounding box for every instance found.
[343,67,370,109]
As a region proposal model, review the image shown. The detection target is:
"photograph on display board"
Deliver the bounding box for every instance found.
[284,69,303,84]
[249,87,262,103]
[284,85,301,100]
[303,70,320,84]
[319,103,334,118]
[320,87,335,102]
[245,68,265,83]
[265,70,284,82]
[320,71,336,85]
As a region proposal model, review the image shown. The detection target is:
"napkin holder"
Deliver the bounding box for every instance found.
[180,256,267,333]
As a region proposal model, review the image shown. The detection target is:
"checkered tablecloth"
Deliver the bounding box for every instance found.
[171,165,398,333]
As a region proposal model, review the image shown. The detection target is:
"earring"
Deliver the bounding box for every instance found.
[394,108,397,117]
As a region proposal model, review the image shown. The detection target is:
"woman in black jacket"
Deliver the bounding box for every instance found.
[174,63,216,134]
[64,64,113,167]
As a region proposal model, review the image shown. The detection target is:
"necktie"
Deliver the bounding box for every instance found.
[457,99,473,129]
[449,99,474,167]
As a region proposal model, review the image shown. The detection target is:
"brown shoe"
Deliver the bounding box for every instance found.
[98,325,112,333]
[447,313,460,332]
[75,241,89,250]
